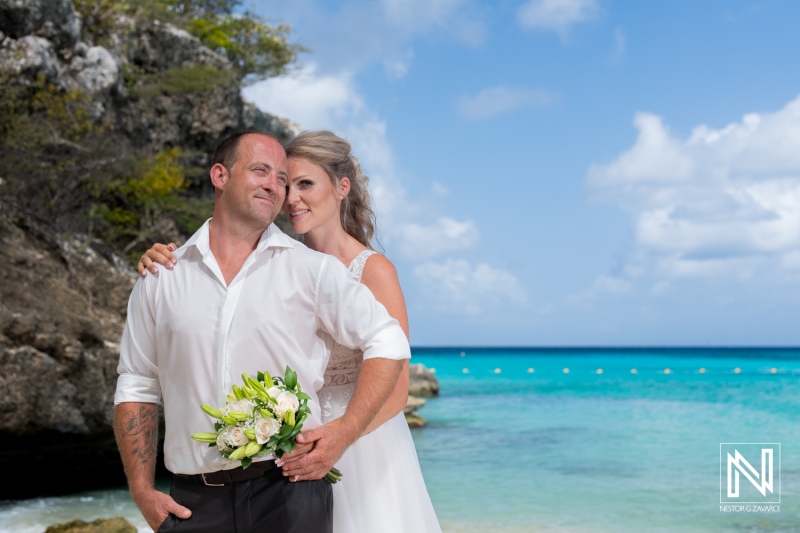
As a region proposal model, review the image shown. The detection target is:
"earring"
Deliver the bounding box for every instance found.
[340,195,344,200]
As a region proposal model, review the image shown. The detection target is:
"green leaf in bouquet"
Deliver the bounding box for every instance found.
[257,371,265,382]
[278,440,295,453]
[253,447,272,457]
[279,423,293,437]
[208,443,217,448]
[241,457,252,470]
[214,422,223,431]
[296,391,311,401]
[285,366,298,389]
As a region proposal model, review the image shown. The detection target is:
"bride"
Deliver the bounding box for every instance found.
[137,130,442,533]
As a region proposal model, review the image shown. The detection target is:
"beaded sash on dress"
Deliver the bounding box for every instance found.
[319,250,377,421]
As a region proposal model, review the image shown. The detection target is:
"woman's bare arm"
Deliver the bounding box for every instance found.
[358,254,410,434]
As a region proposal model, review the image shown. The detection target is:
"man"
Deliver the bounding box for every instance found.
[114,131,409,532]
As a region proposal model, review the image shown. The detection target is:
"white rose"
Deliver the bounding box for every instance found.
[274,391,299,417]
[231,399,255,415]
[216,430,231,451]
[254,417,282,444]
[226,427,249,447]
[267,386,282,401]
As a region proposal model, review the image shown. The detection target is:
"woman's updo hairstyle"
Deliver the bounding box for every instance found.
[285,130,378,249]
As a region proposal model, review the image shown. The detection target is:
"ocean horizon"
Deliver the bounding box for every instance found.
[2,346,798,532]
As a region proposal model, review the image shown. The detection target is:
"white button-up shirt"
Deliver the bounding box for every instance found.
[115,220,410,474]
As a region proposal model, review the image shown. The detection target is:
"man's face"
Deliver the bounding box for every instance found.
[216,134,288,228]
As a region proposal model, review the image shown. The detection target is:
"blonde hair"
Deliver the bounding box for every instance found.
[285,131,378,249]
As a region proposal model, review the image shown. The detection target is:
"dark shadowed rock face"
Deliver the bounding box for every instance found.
[0,210,134,436]
[0,207,147,498]
[0,0,80,50]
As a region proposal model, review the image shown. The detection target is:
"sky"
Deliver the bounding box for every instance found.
[241,0,800,347]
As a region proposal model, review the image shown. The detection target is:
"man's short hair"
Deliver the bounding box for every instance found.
[211,130,281,171]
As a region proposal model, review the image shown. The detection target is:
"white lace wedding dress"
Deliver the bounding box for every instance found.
[318,250,442,533]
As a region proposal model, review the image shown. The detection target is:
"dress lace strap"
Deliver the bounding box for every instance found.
[348,250,377,282]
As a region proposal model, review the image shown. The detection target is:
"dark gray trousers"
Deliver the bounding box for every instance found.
[157,469,333,533]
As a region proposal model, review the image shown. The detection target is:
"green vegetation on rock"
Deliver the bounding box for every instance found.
[127,65,237,98]
[44,517,136,533]
[186,13,302,83]
[0,75,212,259]
[74,0,303,83]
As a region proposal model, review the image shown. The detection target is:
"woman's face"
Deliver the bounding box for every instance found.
[283,157,346,235]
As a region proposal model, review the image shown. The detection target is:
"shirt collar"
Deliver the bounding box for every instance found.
[183,219,296,257]
[256,222,296,256]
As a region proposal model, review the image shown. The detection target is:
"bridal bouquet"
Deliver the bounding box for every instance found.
[191,366,342,483]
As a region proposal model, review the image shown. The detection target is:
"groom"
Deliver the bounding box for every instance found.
[114,130,409,532]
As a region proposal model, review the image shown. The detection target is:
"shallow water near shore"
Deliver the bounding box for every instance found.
[2,347,799,533]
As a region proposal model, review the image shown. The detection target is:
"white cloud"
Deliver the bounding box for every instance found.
[395,218,480,261]
[588,95,800,280]
[457,85,559,120]
[518,0,599,38]
[414,259,528,315]
[242,64,362,129]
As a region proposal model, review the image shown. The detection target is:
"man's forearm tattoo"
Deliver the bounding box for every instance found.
[120,405,158,465]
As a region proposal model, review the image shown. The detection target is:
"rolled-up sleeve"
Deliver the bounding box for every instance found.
[115,277,161,404]
[315,256,411,361]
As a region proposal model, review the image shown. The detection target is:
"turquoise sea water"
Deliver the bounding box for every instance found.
[2,347,799,533]
[413,347,800,533]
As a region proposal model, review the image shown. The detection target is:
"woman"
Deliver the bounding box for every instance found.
[137,130,442,533]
